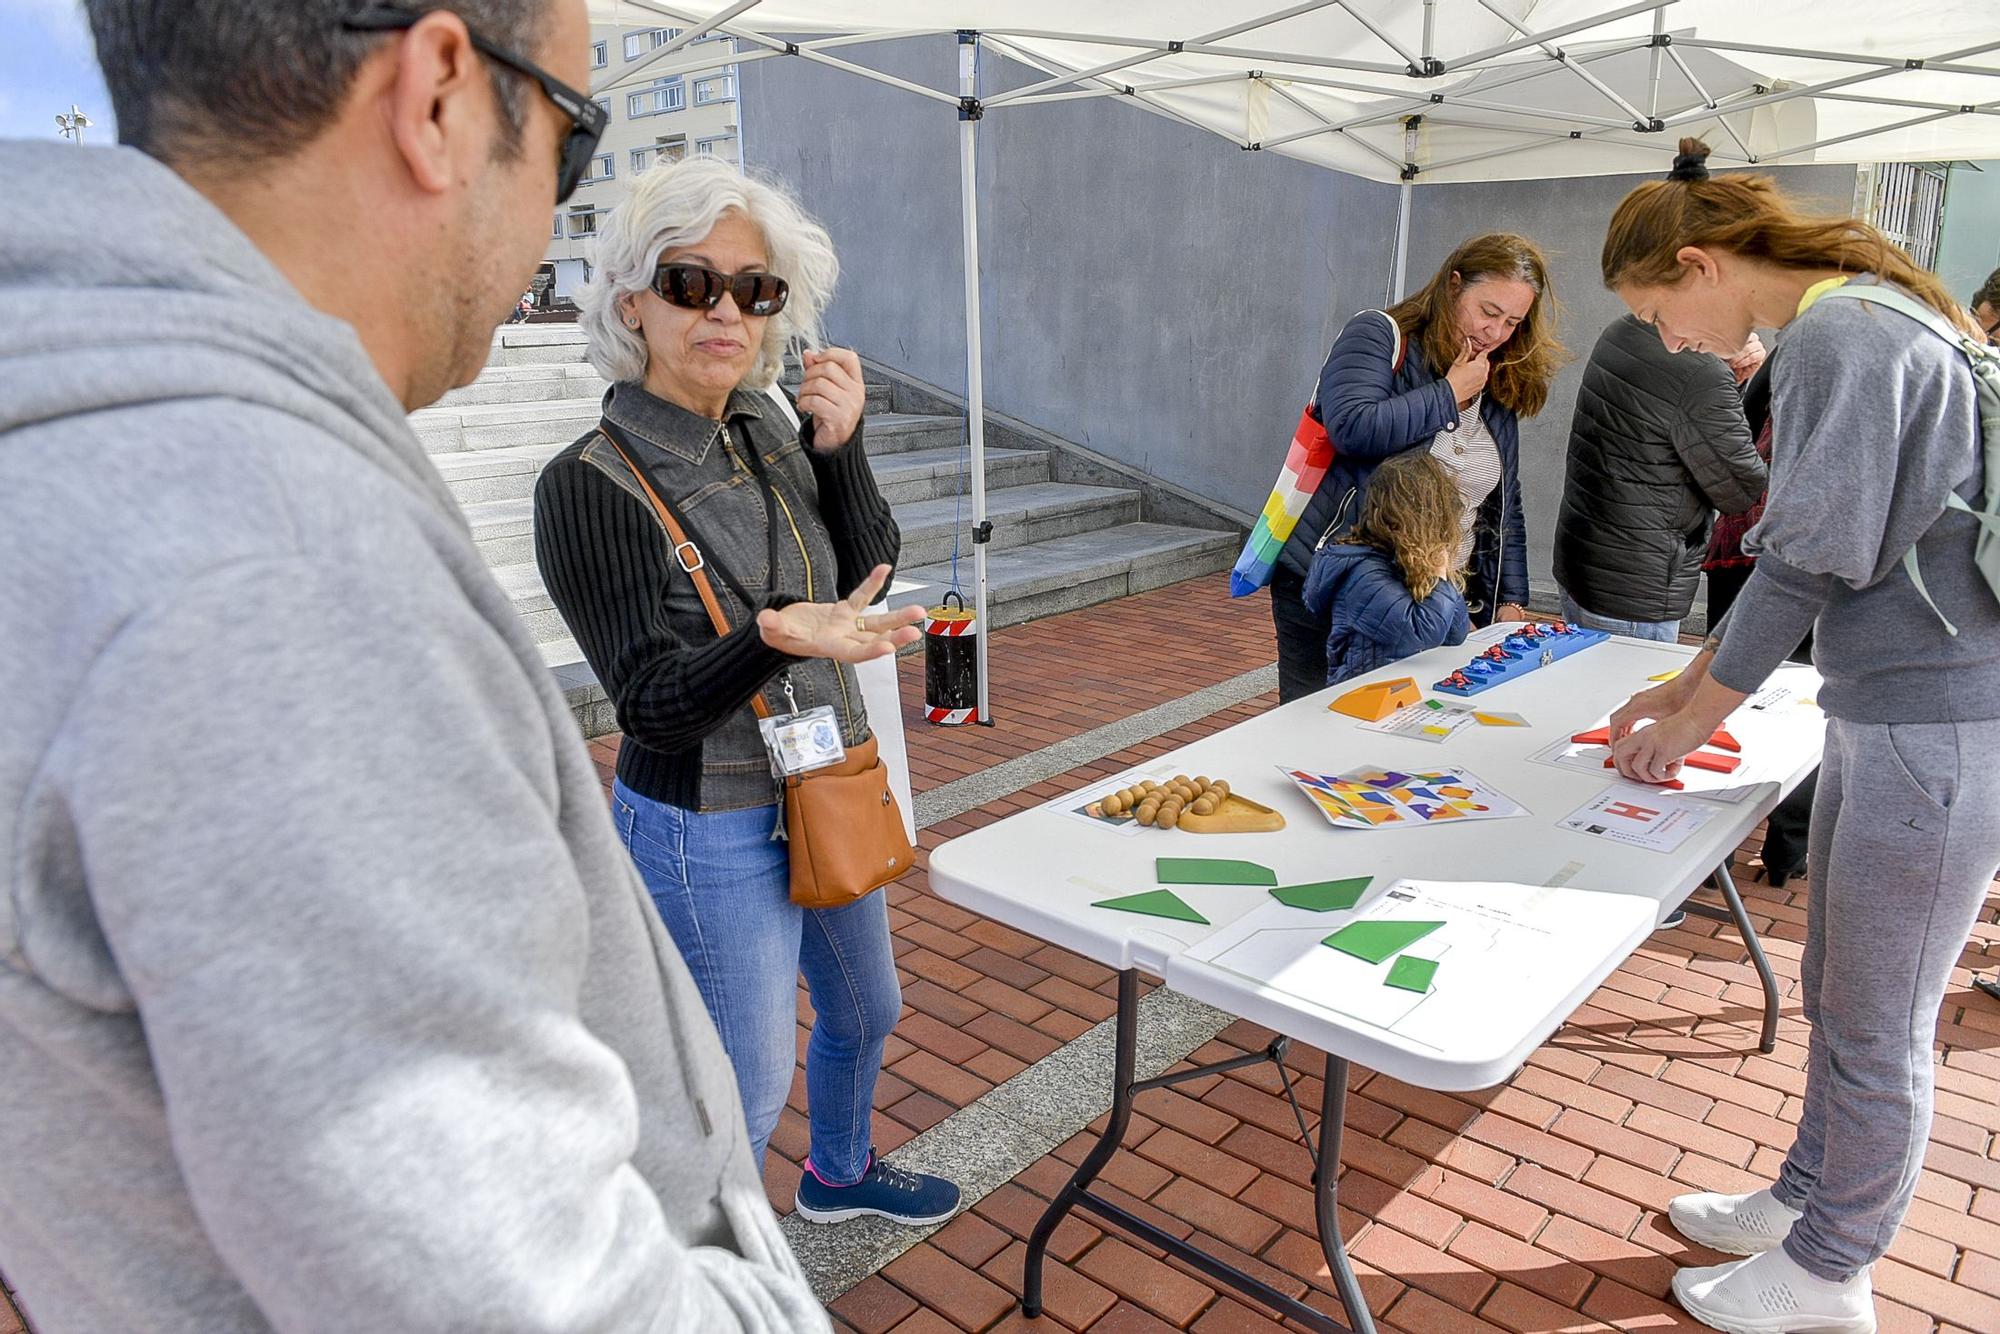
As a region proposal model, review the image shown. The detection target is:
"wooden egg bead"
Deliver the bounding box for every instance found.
[1172,774,1191,787]
[1140,780,1160,794]
[1191,796,1217,816]
[1102,792,1125,816]
[1136,800,1160,826]
[1159,806,1182,829]
[1210,780,1230,800]
[1194,776,1211,789]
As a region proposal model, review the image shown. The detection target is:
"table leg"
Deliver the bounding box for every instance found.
[1680,862,1780,1054]
[1022,969,1138,1318]
[1019,969,1375,1332]
[1316,1054,1378,1334]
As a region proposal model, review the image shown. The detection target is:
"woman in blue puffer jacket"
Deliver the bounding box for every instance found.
[1272,233,1565,701]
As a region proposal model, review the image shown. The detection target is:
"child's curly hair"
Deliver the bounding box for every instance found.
[1338,451,1465,601]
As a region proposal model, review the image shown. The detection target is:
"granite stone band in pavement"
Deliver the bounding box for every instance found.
[782,985,1236,1300]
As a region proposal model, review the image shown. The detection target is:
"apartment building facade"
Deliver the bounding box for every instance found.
[542,23,743,299]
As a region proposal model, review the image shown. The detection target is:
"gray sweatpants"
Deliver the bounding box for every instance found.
[1772,716,2000,1281]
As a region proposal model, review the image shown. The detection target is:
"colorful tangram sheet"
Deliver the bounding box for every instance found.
[1281,765,1526,830]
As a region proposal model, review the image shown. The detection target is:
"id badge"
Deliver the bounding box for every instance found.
[759,704,846,777]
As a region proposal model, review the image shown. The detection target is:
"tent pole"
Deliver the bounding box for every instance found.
[958,31,993,725]
[1392,180,1412,303]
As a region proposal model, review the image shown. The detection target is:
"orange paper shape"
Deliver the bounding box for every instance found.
[1709,728,1742,753]
[1572,727,1612,746]
[1683,750,1741,774]
[1329,676,1422,722]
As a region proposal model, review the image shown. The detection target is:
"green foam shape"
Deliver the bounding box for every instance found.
[1270,876,1372,912]
[1093,890,1210,925]
[1385,955,1440,992]
[1157,857,1278,887]
[1322,919,1445,965]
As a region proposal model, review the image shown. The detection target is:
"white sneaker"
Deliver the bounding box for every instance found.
[1670,1186,1803,1256]
[1673,1250,1876,1334]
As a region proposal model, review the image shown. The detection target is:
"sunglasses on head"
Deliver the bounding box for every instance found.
[342,7,610,204]
[651,262,790,317]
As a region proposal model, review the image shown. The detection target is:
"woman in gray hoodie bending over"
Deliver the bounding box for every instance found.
[1602,138,2000,1334]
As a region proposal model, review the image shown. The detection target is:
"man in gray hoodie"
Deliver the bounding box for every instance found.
[0,3,827,1330]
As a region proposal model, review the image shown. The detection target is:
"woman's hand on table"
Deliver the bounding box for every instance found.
[1610,710,1707,785]
[797,346,865,450]
[756,565,922,662]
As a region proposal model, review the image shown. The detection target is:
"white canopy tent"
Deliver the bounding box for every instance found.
[585,0,2000,724]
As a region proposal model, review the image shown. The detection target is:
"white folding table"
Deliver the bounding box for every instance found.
[927,626,1825,1334]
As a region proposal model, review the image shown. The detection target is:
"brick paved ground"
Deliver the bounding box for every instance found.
[592,572,2000,1334]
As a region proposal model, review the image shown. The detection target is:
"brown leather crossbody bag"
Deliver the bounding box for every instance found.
[603,430,914,908]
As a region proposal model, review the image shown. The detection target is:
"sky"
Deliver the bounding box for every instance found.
[0,0,114,145]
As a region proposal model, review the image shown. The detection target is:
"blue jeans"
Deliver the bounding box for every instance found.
[1558,588,1680,643]
[611,780,901,1183]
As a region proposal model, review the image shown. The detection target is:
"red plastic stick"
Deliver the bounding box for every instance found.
[1683,750,1741,773]
[1572,727,1612,746]
[1709,728,1741,753]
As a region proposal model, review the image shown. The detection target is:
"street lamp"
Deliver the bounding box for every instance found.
[55,106,92,144]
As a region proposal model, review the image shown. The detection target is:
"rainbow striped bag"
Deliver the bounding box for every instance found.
[1230,310,1405,597]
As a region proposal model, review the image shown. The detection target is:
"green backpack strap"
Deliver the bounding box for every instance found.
[1817,284,2000,638]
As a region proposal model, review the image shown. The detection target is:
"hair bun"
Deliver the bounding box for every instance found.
[1668,136,1712,182]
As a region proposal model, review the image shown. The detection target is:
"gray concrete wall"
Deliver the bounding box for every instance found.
[742,38,1399,523]
[1404,161,1858,593]
[741,42,1855,587]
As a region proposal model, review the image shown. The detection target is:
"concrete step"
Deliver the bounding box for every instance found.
[438,363,607,408]
[418,390,910,457]
[872,445,1046,506]
[491,326,589,366]
[893,481,1140,569]
[465,497,536,566]
[431,441,568,504]
[892,522,1238,632]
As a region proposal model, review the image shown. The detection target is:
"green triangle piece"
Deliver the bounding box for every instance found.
[1092,890,1210,925]
[1157,857,1278,887]
[1270,876,1372,912]
[1322,919,1445,965]
[1385,955,1440,993]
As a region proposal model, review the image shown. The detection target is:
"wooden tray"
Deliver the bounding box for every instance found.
[1177,792,1286,834]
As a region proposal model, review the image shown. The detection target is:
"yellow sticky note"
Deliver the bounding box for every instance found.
[1648,669,1683,682]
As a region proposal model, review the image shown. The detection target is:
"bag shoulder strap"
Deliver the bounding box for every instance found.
[600,425,773,720]
[1372,308,1408,372]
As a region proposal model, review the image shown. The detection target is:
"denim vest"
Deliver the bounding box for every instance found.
[582,382,871,812]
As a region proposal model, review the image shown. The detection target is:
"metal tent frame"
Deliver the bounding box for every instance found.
[590,0,2000,727]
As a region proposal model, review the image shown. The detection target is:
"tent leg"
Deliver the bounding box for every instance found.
[1390,178,1413,303]
[958,32,992,725]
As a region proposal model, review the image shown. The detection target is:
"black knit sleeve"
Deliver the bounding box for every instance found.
[802,414,903,597]
[533,453,798,752]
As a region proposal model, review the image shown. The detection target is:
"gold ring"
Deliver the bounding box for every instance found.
[856,615,869,632]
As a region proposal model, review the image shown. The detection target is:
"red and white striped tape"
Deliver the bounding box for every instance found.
[925,706,978,726]
[923,614,978,637]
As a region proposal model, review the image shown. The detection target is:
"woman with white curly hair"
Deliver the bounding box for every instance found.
[533,158,958,1226]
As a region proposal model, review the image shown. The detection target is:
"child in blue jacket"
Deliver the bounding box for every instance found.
[1301,450,1471,686]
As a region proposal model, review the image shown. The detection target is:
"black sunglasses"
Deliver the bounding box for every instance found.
[651,262,791,317]
[343,6,609,204]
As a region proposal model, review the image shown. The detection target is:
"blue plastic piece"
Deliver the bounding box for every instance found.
[1431,622,1610,697]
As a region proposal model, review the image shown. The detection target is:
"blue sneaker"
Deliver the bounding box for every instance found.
[793,1151,961,1226]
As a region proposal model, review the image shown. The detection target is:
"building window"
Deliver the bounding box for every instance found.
[630,147,652,174]
[551,212,563,238]
[659,136,688,165]
[627,76,686,117]
[591,41,608,69]
[693,72,737,105]
[695,135,734,160]
[624,27,679,59]
[567,209,605,238]
[579,152,614,185]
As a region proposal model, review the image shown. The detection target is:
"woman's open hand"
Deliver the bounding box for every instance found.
[756,565,922,662]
